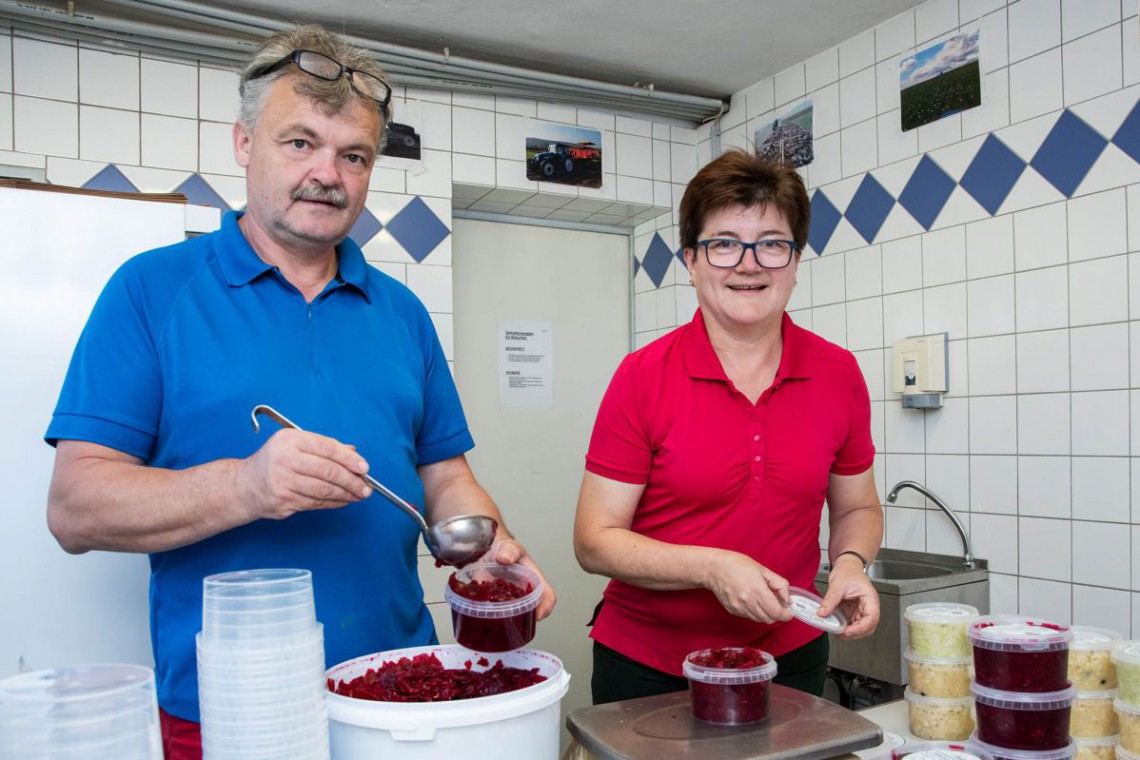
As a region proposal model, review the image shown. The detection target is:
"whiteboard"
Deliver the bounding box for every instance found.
[0,187,218,675]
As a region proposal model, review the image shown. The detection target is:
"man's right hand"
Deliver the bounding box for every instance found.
[236,429,373,520]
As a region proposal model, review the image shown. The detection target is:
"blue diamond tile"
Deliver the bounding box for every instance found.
[1112,98,1140,165]
[808,190,841,255]
[844,174,895,244]
[641,232,674,288]
[633,257,641,278]
[83,165,138,194]
[674,247,686,267]
[959,135,1026,215]
[385,197,450,262]
[1030,110,1108,197]
[174,173,230,212]
[347,206,382,247]
[898,155,956,230]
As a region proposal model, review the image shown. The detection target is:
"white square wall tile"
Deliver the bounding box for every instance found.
[0,94,11,151]
[970,455,1018,514]
[1016,267,1069,332]
[967,275,1016,338]
[1073,389,1130,455]
[969,335,1017,396]
[846,297,884,351]
[1074,521,1130,588]
[670,142,699,186]
[1068,189,1127,263]
[1009,0,1063,63]
[419,100,452,152]
[927,453,971,513]
[79,106,138,165]
[199,66,239,123]
[845,245,883,300]
[79,49,138,110]
[840,29,876,77]
[1018,392,1072,455]
[1070,256,1129,326]
[1017,329,1070,393]
[923,226,967,286]
[814,83,841,138]
[1071,323,1130,391]
[405,264,453,314]
[451,106,495,157]
[972,513,1019,573]
[806,47,839,91]
[812,303,847,347]
[882,235,923,293]
[493,112,528,161]
[1129,188,1140,256]
[1063,26,1123,107]
[1014,202,1067,271]
[916,0,959,43]
[1072,586,1130,637]
[970,395,1018,454]
[13,37,76,101]
[924,282,968,337]
[877,11,916,61]
[0,35,10,93]
[140,58,197,119]
[141,114,198,171]
[841,119,878,178]
[840,68,877,128]
[1061,0,1120,43]
[615,132,652,180]
[876,59,902,115]
[978,7,1011,71]
[13,96,77,158]
[883,290,924,345]
[812,253,846,306]
[925,397,970,453]
[1072,456,1131,522]
[199,121,239,176]
[1008,50,1064,123]
[1019,516,1072,581]
[774,65,805,106]
[885,505,927,552]
[1019,577,1072,623]
[1017,456,1071,518]
[885,398,927,453]
[855,349,887,400]
[988,573,1018,615]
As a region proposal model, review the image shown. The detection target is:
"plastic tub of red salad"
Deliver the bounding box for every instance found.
[444,562,543,653]
[326,645,570,759]
[971,681,1076,751]
[682,646,777,725]
[968,616,1073,692]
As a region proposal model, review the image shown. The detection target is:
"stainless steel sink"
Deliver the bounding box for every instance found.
[823,557,955,581]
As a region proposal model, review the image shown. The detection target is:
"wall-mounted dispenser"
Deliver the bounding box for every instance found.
[892,333,948,409]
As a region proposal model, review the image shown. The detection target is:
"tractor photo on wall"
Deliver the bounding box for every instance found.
[524,124,603,188]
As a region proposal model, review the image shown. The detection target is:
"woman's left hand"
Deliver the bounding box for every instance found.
[817,556,879,639]
[487,539,558,620]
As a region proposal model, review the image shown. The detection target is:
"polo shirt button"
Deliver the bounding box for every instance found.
[754,455,761,463]
[753,434,760,442]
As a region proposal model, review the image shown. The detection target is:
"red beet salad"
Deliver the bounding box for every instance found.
[328,652,546,703]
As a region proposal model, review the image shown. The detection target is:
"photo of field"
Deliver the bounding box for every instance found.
[900,29,982,132]
[754,99,814,168]
[524,123,602,188]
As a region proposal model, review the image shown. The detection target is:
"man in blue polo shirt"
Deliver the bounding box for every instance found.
[44,24,555,758]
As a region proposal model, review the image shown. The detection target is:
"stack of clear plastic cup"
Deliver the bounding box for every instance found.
[197,568,329,759]
[0,663,162,759]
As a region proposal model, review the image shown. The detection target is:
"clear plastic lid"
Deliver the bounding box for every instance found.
[905,647,973,666]
[895,741,996,760]
[970,681,1076,710]
[682,647,777,685]
[1071,736,1119,748]
[1071,627,1123,651]
[967,615,1073,652]
[443,562,543,619]
[1073,689,1118,700]
[905,603,981,625]
[1115,697,1140,716]
[969,735,1076,760]
[858,731,906,760]
[1111,641,1140,665]
[1118,745,1140,760]
[904,687,973,706]
[786,586,847,633]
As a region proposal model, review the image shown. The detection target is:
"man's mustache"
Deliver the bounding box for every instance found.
[292,185,348,209]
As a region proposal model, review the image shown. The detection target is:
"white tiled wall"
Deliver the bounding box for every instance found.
[635,0,1140,633]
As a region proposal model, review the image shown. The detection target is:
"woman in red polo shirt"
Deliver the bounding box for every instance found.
[574,148,883,705]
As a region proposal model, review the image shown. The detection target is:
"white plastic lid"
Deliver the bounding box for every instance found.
[969,735,1076,760]
[905,647,973,666]
[1071,626,1123,651]
[896,742,996,760]
[904,686,973,706]
[970,681,1075,710]
[443,562,543,619]
[786,586,847,633]
[967,616,1072,652]
[905,602,981,625]
[682,647,777,685]
[1111,641,1140,665]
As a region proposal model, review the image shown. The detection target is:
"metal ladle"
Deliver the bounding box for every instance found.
[250,404,497,567]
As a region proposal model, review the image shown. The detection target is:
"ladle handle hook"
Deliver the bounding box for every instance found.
[250,404,431,534]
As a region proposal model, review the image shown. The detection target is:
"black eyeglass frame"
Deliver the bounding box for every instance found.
[696,238,800,269]
[248,50,392,109]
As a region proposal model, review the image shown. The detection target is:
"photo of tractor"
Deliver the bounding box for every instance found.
[525,128,603,188]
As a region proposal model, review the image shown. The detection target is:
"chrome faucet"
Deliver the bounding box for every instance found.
[886,480,974,569]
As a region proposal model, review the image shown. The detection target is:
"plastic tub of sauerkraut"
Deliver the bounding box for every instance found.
[906,649,973,698]
[1073,736,1118,760]
[906,603,980,659]
[1071,628,1122,691]
[1071,690,1120,738]
[906,688,975,741]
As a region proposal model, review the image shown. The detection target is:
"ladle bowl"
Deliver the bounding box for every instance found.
[250,404,497,567]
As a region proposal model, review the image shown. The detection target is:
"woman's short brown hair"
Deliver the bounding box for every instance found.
[679,149,811,254]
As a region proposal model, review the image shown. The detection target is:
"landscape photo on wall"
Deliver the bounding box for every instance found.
[900,29,982,132]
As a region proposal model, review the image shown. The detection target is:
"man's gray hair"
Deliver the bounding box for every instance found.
[238,24,392,145]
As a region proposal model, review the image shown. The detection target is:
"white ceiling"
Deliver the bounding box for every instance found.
[189,0,927,100]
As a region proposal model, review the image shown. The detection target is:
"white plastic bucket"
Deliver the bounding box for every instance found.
[326,645,570,760]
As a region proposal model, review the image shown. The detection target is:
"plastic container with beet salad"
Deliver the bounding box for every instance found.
[682,647,777,726]
[968,616,1073,692]
[971,681,1076,751]
[444,562,543,653]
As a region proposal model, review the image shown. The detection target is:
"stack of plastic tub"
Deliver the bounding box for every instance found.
[1113,639,1140,760]
[0,663,162,759]
[967,616,1076,760]
[196,568,329,760]
[1067,627,1120,760]
[903,602,979,741]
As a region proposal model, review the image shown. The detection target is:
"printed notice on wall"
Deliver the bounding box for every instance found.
[499,320,553,410]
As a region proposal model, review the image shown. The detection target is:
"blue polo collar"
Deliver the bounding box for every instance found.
[213,211,371,301]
